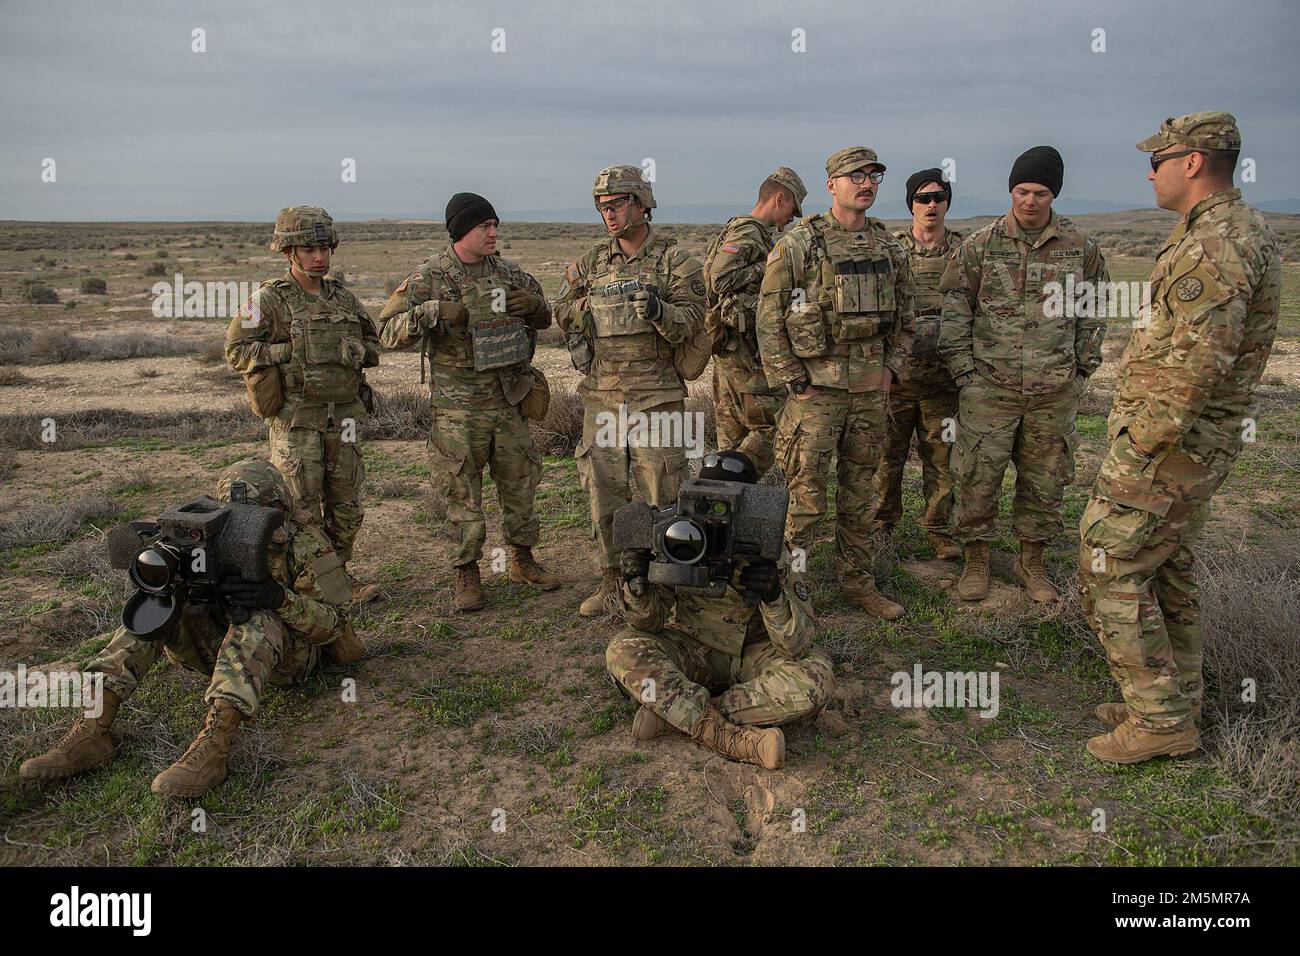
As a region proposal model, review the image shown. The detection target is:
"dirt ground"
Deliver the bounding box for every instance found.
[0,217,1297,866]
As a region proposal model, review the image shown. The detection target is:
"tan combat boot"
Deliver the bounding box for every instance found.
[151,700,243,797]
[508,546,560,591]
[453,562,484,612]
[1096,701,1202,728]
[1086,718,1200,765]
[956,540,990,601]
[1013,539,1060,603]
[927,531,963,561]
[631,705,672,740]
[691,706,785,770]
[324,620,365,664]
[579,569,622,618]
[842,580,905,621]
[19,689,122,781]
[348,576,380,605]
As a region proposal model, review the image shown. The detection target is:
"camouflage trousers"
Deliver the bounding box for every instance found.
[711,360,783,477]
[951,375,1081,543]
[606,625,833,732]
[874,376,958,532]
[86,610,319,719]
[773,386,886,589]
[1077,437,1230,731]
[427,403,542,568]
[576,399,687,571]
[268,419,365,562]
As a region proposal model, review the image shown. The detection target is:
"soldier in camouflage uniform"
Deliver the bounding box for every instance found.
[756,146,914,621]
[938,147,1107,603]
[225,206,380,601]
[376,193,558,612]
[20,459,363,797]
[875,169,964,560]
[1080,113,1281,764]
[605,452,833,769]
[554,165,707,617]
[703,166,808,476]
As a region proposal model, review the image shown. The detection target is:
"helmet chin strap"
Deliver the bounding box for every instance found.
[290,247,329,279]
[607,212,649,240]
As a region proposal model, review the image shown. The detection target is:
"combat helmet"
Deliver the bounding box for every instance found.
[215,458,294,509]
[269,205,338,252]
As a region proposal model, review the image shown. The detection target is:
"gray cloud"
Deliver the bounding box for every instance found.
[1,0,1296,220]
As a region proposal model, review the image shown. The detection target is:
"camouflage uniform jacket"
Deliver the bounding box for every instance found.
[377,245,551,410]
[622,554,817,660]
[267,514,351,644]
[1107,188,1281,472]
[553,226,706,412]
[938,211,1107,393]
[892,227,964,386]
[704,215,780,393]
[225,274,380,429]
[756,211,911,392]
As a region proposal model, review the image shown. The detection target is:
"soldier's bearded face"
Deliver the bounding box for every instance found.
[828,171,877,214]
[912,181,949,229]
[459,220,498,258]
[286,243,331,275]
[1148,149,1186,212]
[1011,184,1053,228]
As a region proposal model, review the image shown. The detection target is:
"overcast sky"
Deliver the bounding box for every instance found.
[1,0,1297,221]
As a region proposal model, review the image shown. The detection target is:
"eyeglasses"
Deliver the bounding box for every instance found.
[837,169,884,185]
[596,195,633,216]
[1149,149,1198,172]
[913,191,948,206]
[702,453,748,475]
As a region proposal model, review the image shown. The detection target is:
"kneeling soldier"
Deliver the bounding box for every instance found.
[20,459,363,797]
[604,451,834,769]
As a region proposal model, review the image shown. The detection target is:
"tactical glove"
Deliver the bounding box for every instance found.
[420,299,469,331]
[737,558,782,605]
[505,288,547,319]
[620,549,652,596]
[219,573,287,611]
[630,288,661,323]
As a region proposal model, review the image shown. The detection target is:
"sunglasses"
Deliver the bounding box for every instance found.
[596,195,633,216]
[913,191,949,206]
[702,453,748,475]
[1149,149,1198,172]
[838,169,885,185]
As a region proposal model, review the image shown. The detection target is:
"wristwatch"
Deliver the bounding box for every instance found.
[788,378,811,397]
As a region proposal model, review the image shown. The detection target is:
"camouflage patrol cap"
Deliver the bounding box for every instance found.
[269,205,338,252]
[826,146,886,178]
[765,166,808,216]
[215,458,294,509]
[592,165,656,209]
[1136,112,1242,153]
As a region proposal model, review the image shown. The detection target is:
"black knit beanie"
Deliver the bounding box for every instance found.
[1008,146,1064,197]
[445,192,499,241]
[905,168,952,210]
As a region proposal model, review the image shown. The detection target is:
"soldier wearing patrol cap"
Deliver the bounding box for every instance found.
[702,167,808,478]
[875,168,964,561]
[1079,112,1281,764]
[225,206,381,602]
[554,165,708,618]
[19,459,364,798]
[756,147,916,621]
[376,193,558,613]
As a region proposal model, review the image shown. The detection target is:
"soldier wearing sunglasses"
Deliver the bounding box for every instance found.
[756,146,915,621]
[875,169,965,561]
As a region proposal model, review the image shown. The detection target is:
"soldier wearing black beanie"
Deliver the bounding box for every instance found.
[445,192,499,242]
[905,168,952,210]
[1008,146,1064,197]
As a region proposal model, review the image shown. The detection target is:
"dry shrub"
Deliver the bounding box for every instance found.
[366,386,433,440]
[1197,547,1300,855]
[0,366,30,386]
[79,277,108,294]
[198,338,228,364]
[530,384,584,456]
[7,329,200,365]
[22,281,59,304]
[0,330,34,365]
[0,495,123,550]
[0,446,14,481]
[0,404,262,450]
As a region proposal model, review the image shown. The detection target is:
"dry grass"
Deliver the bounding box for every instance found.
[0,404,261,450]
[0,495,123,551]
[0,329,201,366]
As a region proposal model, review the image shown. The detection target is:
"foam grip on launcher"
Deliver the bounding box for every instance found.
[612,500,655,553]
